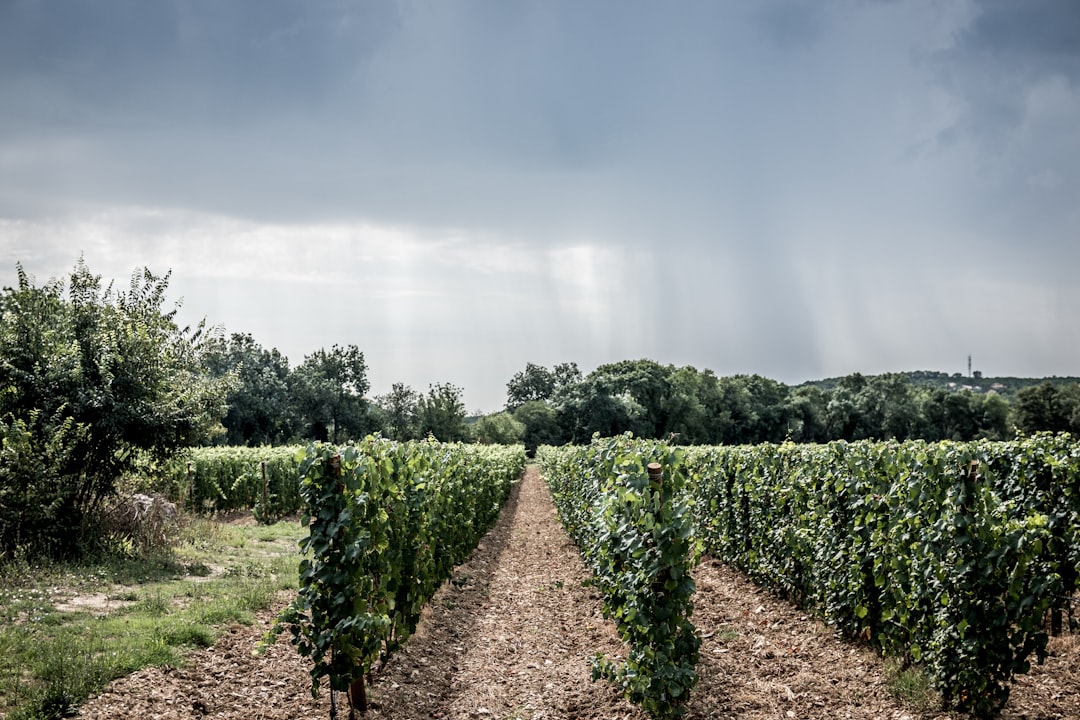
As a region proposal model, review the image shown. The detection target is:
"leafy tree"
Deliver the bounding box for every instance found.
[743,374,791,443]
[471,411,524,444]
[664,366,714,444]
[918,388,984,441]
[784,385,829,443]
[505,362,557,411]
[555,376,648,442]
[0,260,231,556]
[859,373,920,440]
[289,344,371,442]
[713,375,790,444]
[1066,386,1080,433]
[372,382,421,440]
[418,382,469,441]
[942,390,980,440]
[513,400,564,454]
[552,361,583,389]
[825,373,880,441]
[205,333,294,445]
[591,360,676,439]
[505,361,584,412]
[693,369,734,445]
[973,391,1011,440]
[1014,382,1080,435]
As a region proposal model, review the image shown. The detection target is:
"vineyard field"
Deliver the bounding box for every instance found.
[540,433,1078,716]
[266,438,526,711]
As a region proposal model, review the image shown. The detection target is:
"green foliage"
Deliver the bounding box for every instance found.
[204,332,296,445]
[0,413,88,556]
[505,361,581,413]
[1014,382,1080,435]
[541,435,701,719]
[0,260,232,556]
[289,344,371,442]
[161,445,304,521]
[266,438,524,709]
[686,436,1079,716]
[552,361,584,389]
[417,382,469,442]
[471,411,524,445]
[513,400,563,455]
[371,382,421,440]
[555,376,649,442]
[505,362,557,411]
[509,360,1033,447]
[883,658,939,712]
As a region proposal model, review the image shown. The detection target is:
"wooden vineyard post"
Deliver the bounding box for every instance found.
[647,462,664,501]
[186,461,194,511]
[348,679,367,717]
[329,453,343,492]
[261,460,269,517]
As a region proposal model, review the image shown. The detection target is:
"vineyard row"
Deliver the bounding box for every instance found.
[542,433,1079,718]
[263,438,525,714]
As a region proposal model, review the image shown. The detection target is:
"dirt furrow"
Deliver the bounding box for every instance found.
[76,465,1079,720]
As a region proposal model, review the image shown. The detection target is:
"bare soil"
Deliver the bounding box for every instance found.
[76,466,1080,720]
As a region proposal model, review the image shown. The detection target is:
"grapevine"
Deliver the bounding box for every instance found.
[263,437,524,717]
[541,434,701,720]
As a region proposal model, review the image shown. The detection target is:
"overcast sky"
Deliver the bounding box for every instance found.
[1,0,1077,412]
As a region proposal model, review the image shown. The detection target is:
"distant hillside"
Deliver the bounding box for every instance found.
[800,371,1080,399]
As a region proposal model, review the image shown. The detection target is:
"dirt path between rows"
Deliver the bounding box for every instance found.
[77,465,1079,720]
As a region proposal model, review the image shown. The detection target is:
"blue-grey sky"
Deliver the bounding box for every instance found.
[1,0,1077,412]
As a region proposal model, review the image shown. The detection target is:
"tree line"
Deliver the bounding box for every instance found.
[202,333,476,446]
[205,343,1080,453]
[504,359,1080,453]
[1,259,1076,556]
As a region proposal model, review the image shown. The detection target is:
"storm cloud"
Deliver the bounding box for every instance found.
[1,0,1077,410]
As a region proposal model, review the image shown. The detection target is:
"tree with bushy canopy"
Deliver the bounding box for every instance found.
[418,382,469,441]
[513,400,563,453]
[0,260,232,556]
[289,344,372,442]
[471,411,524,444]
[1014,382,1080,435]
[204,332,295,445]
[372,382,422,440]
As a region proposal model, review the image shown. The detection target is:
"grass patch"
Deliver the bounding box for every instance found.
[883,657,940,713]
[715,628,740,643]
[0,516,303,720]
[184,561,212,577]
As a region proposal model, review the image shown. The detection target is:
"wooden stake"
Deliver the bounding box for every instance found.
[261,460,268,513]
[648,462,664,500]
[349,675,367,715]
